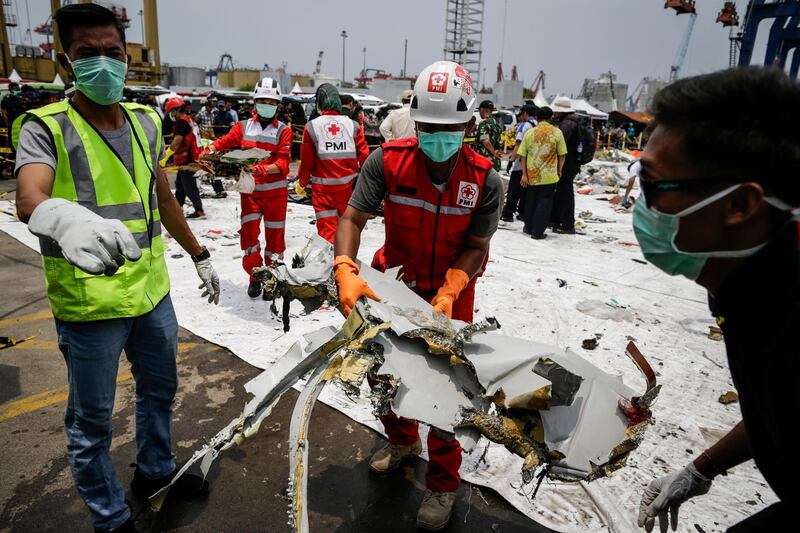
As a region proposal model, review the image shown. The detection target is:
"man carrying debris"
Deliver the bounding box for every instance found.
[205,77,292,299]
[634,67,798,532]
[161,97,207,218]
[333,60,503,530]
[12,4,220,531]
[296,83,369,242]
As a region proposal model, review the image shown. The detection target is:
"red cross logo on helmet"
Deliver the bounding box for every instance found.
[427,72,449,94]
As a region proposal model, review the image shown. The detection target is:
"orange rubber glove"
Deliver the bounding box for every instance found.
[431,268,471,318]
[334,256,380,316]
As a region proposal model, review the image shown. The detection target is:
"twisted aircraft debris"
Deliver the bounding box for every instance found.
[154,239,660,532]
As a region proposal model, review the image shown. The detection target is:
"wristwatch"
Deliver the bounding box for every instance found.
[191,246,211,263]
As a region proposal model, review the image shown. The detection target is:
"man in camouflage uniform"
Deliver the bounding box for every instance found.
[475,99,503,170]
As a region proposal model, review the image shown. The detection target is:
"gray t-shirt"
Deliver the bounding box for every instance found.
[15,118,138,178]
[349,147,504,238]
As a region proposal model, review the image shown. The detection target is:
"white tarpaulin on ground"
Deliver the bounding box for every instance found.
[0,173,776,532]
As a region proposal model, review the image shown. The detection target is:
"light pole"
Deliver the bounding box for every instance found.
[138,9,144,43]
[340,30,348,86]
[362,47,366,77]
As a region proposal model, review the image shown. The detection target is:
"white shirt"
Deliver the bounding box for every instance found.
[379,104,416,141]
[512,119,535,172]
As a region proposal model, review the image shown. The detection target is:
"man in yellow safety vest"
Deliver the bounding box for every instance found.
[13,4,220,531]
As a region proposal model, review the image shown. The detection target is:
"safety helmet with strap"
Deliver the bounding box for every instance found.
[410,61,476,125]
[253,77,282,102]
[164,96,186,114]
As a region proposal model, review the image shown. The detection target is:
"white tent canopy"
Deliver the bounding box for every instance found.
[532,89,548,108]
[8,69,21,83]
[52,73,64,86]
[290,81,303,94]
[571,98,609,120]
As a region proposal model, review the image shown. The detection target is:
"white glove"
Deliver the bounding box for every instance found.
[195,258,220,304]
[638,463,712,532]
[28,198,141,276]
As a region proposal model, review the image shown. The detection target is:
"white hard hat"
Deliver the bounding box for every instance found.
[253,77,282,101]
[410,61,476,125]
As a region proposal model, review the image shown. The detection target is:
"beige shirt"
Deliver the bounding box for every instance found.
[379,104,416,141]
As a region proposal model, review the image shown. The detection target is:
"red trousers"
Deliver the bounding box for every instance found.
[239,191,287,282]
[370,248,477,492]
[312,187,351,243]
[379,412,463,492]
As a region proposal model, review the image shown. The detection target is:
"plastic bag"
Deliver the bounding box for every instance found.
[232,169,255,194]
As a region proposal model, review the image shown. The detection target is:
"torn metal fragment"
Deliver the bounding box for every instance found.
[533,358,584,407]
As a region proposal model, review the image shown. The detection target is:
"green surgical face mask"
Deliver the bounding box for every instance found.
[632,184,797,279]
[255,103,277,120]
[417,131,464,163]
[67,55,127,106]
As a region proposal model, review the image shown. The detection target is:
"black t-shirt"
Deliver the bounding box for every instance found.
[174,119,191,137]
[1,94,25,128]
[714,221,800,509]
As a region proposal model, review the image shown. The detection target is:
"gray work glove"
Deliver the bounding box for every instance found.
[28,198,141,276]
[195,258,220,304]
[638,463,712,532]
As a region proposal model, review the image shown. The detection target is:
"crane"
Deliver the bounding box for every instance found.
[528,70,545,93]
[669,10,698,81]
[626,78,646,111]
[314,51,323,75]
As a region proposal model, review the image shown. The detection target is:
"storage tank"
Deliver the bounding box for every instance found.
[167,65,206,88]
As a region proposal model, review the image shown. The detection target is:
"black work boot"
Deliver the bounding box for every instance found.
[130,466,209,500]
[247,281,263,298]
[95,517,140,533]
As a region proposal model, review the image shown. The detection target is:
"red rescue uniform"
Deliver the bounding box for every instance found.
[371,138,493,492]
[173,115,201,165]
[213,114,292,281]
[298,110,369,242]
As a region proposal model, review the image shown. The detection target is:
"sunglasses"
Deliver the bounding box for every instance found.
[629,161,742,207]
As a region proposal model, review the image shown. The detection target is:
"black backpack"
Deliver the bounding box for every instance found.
[577,121,596,165]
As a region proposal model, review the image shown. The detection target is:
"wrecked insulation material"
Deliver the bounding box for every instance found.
[197,147,273,177]
[252,235,338,331]
[161,262,660,532]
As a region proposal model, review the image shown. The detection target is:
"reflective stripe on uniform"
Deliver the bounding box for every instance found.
[310,173,357,186]
[244,244,261,255]
[51,113,96,204]
[87,202,147,221]
[253,180,287,191]
[315,209,339,219]
[264,220,286,229]
[241,212,263,225]
[317,150,357,160]
[39,220,162,258]
[386,194,472,215]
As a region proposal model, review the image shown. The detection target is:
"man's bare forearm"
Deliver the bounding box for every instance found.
[692,420,752,479]
[333,207,370,260]
[557,155,565,176]
[16,163,55,222]
[451,243,488,279]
